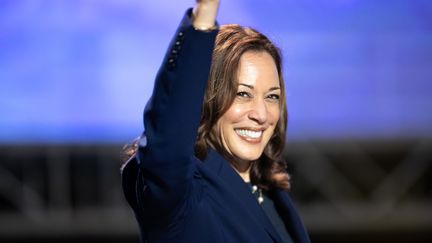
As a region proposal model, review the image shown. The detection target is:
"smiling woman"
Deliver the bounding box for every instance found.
[196,25,289,189]
[195,25,289,190]
[121,1,310,242]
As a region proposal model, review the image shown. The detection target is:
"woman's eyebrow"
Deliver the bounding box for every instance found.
[239,83,254,89]
[239,83,280,91]
[269,87,281,91]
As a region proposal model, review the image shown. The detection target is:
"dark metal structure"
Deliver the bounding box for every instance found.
[0,139,431,242]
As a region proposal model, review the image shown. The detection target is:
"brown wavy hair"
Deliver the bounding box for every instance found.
[122,24,290,191]
[194,24,290,191]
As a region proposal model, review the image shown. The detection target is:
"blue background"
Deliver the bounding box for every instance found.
[1,0,431,143]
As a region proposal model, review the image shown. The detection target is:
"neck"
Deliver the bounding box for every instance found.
[231,160,252,182]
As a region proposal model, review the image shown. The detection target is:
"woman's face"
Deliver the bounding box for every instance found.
[216,51,281,162]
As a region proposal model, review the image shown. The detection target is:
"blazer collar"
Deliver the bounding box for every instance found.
[203,149,284,243]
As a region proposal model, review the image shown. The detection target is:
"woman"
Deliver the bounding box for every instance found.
[122,1,310,242]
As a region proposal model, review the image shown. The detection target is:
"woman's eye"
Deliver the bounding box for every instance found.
[267,94,280,101]
[236,91,251,98]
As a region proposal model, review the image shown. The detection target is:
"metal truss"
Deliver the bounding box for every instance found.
[0,139,431,237]
[284,138,432,232]
[0,144,135,237]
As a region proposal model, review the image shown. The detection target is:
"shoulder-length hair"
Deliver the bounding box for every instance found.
[194,24,290,191]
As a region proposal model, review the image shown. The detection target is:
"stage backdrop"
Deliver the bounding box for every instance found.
[1,0,431,143]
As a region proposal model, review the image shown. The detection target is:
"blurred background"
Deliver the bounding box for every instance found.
[1,0,431,242]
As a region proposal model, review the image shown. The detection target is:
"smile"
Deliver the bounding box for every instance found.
[235,129,263,139]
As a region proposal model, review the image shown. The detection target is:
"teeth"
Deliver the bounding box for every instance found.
[235,129,262,139]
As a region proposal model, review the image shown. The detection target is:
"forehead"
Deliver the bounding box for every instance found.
[237,51,280,88]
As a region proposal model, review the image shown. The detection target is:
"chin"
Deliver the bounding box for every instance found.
[233,147,264,161]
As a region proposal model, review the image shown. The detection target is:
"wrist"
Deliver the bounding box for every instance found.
[192,2,219,31]
[193,23,218,32]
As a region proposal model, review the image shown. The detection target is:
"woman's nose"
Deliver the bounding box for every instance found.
[248,98,267,124]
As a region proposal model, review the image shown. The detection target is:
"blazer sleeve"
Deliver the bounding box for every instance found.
[135,9,218,222]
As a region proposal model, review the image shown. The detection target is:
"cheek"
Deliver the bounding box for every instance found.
[269,106,281,124]
[222,105,246,124]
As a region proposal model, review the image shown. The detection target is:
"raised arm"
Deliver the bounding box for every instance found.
[141,0,219,155]
[135,1,220,222]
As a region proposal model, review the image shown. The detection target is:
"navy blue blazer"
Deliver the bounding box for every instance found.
[122,9,310,243]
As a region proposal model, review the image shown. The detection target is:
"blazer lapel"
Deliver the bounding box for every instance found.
[271,190,311,243]
[203,149,284,243]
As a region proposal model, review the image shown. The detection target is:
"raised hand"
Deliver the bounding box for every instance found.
[192,0,220,31]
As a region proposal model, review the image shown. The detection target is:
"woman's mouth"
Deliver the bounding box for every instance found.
[234,128,263,143]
